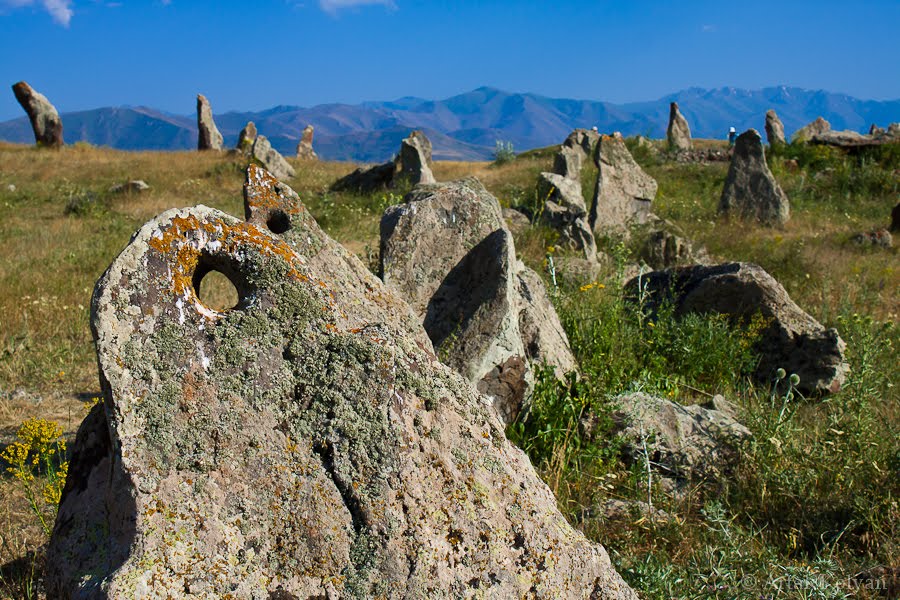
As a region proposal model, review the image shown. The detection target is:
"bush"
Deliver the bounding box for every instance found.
[493,139,516,165]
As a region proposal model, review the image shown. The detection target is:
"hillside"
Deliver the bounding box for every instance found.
[2,86,898,162]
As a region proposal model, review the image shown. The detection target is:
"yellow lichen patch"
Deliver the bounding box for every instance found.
[244,164,306,216]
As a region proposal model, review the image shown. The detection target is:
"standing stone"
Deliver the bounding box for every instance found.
[251,135,296,180]
[380,178,577,424]
[552,144,583,179]
[296,124,317,160]
[765,109,786,146]
[397,130,436,185]
[792,116,831,143]
[719,129,790,226]
[196,94,223,151]
[590,132,657,234]
[624,262,849,395]
[11,81,63,148]
[235,121,257,154]
[666,102,692,151]
[47,165,636,599]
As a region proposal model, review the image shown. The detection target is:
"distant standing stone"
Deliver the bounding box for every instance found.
[765,109,786,146]
[397,130,436,185]
[12,81,63,148]
[719,129,790,226]
[235,121,257,154]
[196,94,223,151]
[251,135,295,180]
[666,102,692,151]
[296,124,318,160]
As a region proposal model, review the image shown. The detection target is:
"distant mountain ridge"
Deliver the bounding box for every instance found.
[1,86,898,162]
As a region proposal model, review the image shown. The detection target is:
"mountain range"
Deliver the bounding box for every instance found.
[2,86,899,162]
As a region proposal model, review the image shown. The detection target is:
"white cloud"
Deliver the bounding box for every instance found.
[318,0,396,15]
[701,24,717,33]
[0,0,73,26]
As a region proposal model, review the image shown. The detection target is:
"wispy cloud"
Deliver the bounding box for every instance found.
[701,24,717,33]
[318,0,396,16]
[1,0,73,26]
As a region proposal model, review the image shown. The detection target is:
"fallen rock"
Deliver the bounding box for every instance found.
[624,262,849,395]
[852,229,893,249]
[196,94,223,151]
[666,102,692,151]
[792,116,830,143]
[590,132,657,235]
[501,207,531,235]
[553,256,605,289]
[380,178,577,423]
[765,109,786,146]
[719,129,790,226]
[610,392,752,487]
[251,134,295,181]
[12,81,63,148]
[331,161,397,193]
[537,172,597,259]
[397,130,436,185]
[296,124,317,160]
[585,499,673,525]
[638,228,697,268]
[235,121,257,154]
[538,171,587,215]
[108,180,150,194]
[48,166,636,599]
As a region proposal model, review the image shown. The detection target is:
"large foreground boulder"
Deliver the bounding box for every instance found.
[380,178,577,423]
[196,94,223,151]
[765,109,786,146]
[12,81,63,148]
[719,129,790,226]
[47,166,636,599]
[624,262,849,395]
[666,102,692,151]
[590,133,657,234]
[251,134,295,181]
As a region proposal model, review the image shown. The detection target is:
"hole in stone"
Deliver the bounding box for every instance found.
[267,210,291,234]
[196,269,240,312]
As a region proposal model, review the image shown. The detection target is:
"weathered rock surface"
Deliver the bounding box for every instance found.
[296,124,317,160]
[792,116,830,143]
[638,228,698,268]
[538,171,587,215]
[552,144,583,179]
[48,166,636,599]
[590,133,657,234]
[624,262,849,395]
[501,207,531,235]
[397,130,436,185]
[108,180,150,194]
[610,392,752,486]
[537,172,597,260]
[719,129,790,226]
[809,128,900,149]
[765,109,786,146]
[380,178,577,423]
[251,135,295,181]
[666,102,692,151]
[852,229,893,249]
[12,81,63,148]
[196,94,223,151]
[235,121,257,154]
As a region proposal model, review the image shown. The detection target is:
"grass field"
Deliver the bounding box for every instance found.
[0,139,897,598]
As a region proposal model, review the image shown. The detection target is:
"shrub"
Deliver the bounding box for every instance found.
[493,139,516,165]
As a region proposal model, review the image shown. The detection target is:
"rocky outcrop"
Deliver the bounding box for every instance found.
[47,166,636,599]
[380,178,577,423]
[590,133,657,234]
[719,129,790,226]
[624,262,849,395]
[666,102,691,151]
[537,172,597,260]
[12,81,63,148]
[196,94,223,151]
[609,393,752,490]
[251,135,295,181]
[397,130,436,185]
[792,116,830,143]
[296,124,317,160]
[235,121,257,154]
[765,109,786,146]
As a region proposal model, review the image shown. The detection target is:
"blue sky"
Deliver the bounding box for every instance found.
[1,0,899,120]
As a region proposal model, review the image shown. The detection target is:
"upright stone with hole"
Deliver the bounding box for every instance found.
[47,166,636,599]
[12,81,63,148]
